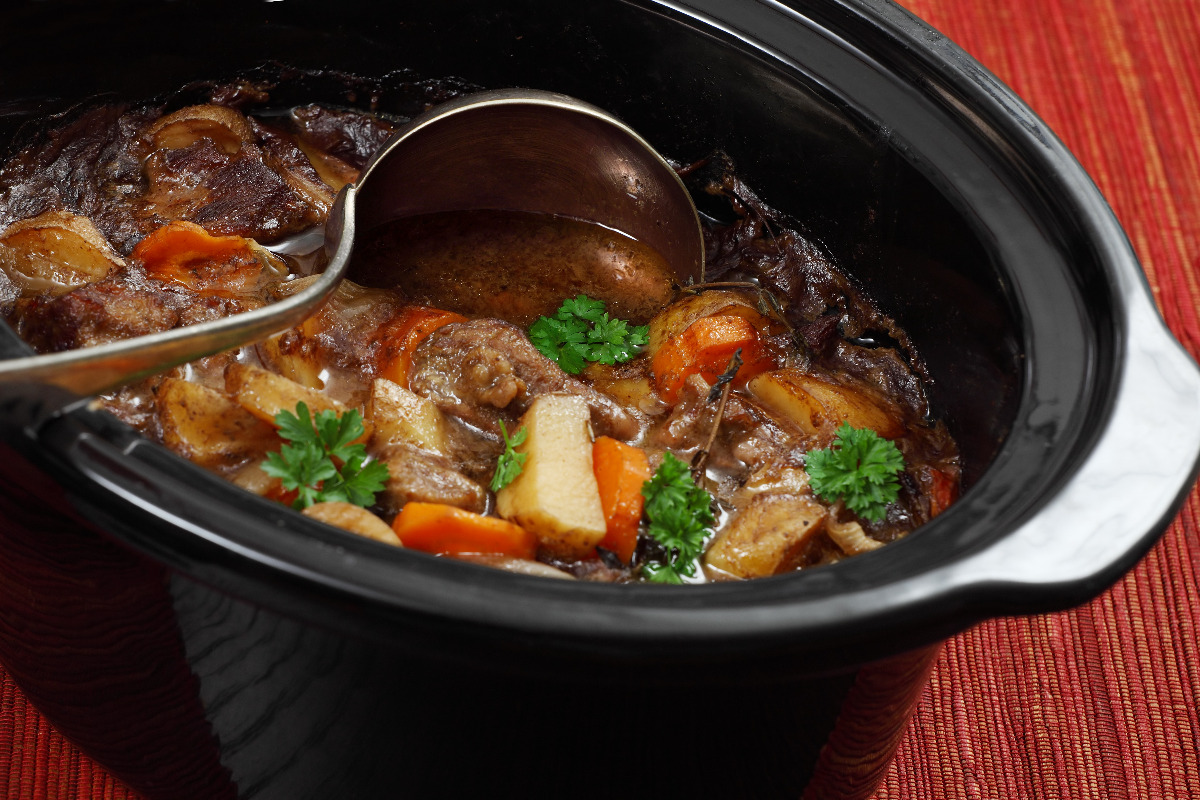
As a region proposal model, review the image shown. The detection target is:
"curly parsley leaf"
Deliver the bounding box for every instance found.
[640,451,715,584]
[805,422,905,522]
[490,420,528,492]
[261,402,389,511]
[529,313,590,374]
[529,294,649,374]
[587,313,650,365]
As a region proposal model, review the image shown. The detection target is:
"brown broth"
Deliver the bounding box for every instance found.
[350,209,678,326]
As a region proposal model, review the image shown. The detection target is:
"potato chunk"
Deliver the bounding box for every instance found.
[746,369,903,441]
[494,394,606,559]
[704,493,827,579]
[157,378,280,470]
[0,210,124,296]
[645,289,771,361]
[225,362,355,429]
[366,378,449,455]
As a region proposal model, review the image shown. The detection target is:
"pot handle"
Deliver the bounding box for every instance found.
[950,285,1200,606]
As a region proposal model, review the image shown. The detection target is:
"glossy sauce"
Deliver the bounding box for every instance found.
[350,209,679,326]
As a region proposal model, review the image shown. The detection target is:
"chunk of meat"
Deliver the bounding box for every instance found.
[139,136,323,242]
[408,319,641,441]
[12,268,251,352]
[652,375,800,476]
[704,493,827,579]
[376,443,487,516]
[288,104,396,169]
[251,120,336,214]
[0,104,157,254]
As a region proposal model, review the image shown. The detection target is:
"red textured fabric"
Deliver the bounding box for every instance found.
[2,0,1199,797]
[873,0,1200,798]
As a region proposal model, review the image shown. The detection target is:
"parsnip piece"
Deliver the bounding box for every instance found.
[704,493,827,579]
[825,516,884,556]
[225,362,359,434]
[147,104,254,154]
[256,333,325,390]
[229,460,283,497]
[303,501,402,546]
[157,378,280,469]
[730,464,810,508]
[366,378,448,455]
[0,211,123,296]
[494,394,606,559]
[746,369,904,441]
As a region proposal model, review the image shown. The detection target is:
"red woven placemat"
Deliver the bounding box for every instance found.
[874,0,1200,798]
[3,0,1199,798]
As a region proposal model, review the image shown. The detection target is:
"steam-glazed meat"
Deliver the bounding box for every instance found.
[288,104,396,169]
[141,133,322,242]
[14,269,252,353]
[0,105,154,254]
[376,443,487,516]
[409,318,641,441]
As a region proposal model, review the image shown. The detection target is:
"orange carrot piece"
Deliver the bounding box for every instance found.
[925,467,959,518]
[592,436,651,564]
[392,502,536,559]
[376,306,467,387]
[132,220,266,297]
[651,313,776,403]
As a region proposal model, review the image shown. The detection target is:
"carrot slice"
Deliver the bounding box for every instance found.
[132,220,271,297]
[651,313,776,403]
[925,467,959,518]
[592,436,650,564]
[392,502,536,559]
[376,306,467,387]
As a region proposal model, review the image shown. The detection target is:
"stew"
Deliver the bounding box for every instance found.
[0,73,960,582]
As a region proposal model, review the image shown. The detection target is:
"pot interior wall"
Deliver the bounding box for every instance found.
[1,0,1023,484]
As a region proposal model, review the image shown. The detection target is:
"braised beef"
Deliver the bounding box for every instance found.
[409,319,641,441]
[288,105,396,169]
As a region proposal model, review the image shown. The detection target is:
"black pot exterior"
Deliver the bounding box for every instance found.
[1,1,1199,798]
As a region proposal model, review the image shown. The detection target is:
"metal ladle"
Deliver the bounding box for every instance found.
[0,89,705,396]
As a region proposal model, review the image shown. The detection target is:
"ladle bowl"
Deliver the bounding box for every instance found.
[0,89,704,396]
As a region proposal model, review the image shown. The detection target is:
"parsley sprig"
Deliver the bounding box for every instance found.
[490,420,528,492]
[806,422,905,522]
[261,402,389,510]
[529,294,649,374]
[641,451,716,584]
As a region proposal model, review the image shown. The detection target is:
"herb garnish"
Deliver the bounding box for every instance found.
[529,294,649,374]
[261,402,389,510]
[641,451,716,584]
[490,420,528,492]
[806,422,905,522]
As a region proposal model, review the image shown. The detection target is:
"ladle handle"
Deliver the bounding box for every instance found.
[0,188,357,397]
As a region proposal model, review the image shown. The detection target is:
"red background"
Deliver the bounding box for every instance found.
[3,0,1199,796]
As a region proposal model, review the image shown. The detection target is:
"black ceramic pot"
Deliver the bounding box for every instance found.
[2,1,1199,798]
